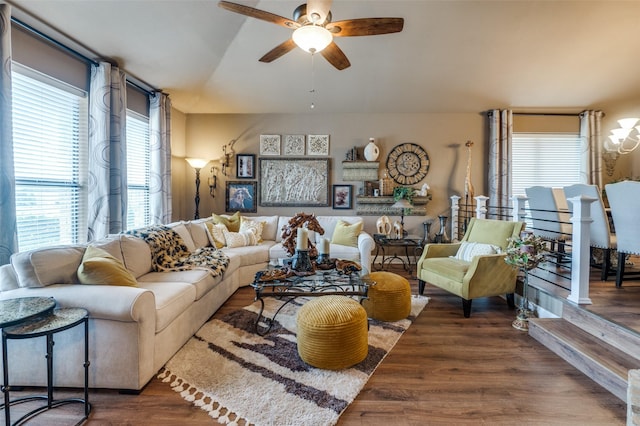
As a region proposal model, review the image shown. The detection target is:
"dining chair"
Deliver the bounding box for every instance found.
[563,184,617,281]
[604,181,640,287]
[525,186,572,263]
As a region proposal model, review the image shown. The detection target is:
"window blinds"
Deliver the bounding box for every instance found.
[126,111,151,230]
[12,68,88,251]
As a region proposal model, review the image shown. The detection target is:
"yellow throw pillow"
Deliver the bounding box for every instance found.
[331,220,362,247]
[77,245,138,286]
[240,217,265,243]
[205,222,228,248]
[211,211,241,232]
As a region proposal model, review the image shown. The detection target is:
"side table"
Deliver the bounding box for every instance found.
[373,234,424,271]
[2,307,90,426]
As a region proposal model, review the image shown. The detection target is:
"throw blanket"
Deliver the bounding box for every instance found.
[126,225,229,277]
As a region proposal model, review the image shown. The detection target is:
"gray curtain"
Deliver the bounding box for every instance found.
[149,92,172,225]
[0,4,17,265]
[488,109,513,213]
[87,61,128,240]
[579,110,605,189]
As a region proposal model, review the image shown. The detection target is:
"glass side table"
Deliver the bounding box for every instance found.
[2,307,90,426]
[373,234,425,271]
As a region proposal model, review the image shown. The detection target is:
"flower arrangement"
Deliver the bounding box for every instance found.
[504,232,546,270]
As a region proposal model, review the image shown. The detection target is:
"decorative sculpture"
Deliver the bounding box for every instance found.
[281,212,325,258]
[376,215,392,236]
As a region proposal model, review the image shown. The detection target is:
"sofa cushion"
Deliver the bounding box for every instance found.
[77,246,138,287]
[119,234,152,278]
[223,242,272,267]
[136,281,196,333]
[11,245,85,288]
[331,220,362,247]
[137,269,221,301]
[168,222,197,252]
[186,219,211,249]
[212,211,241,232]
[205,222,227,248]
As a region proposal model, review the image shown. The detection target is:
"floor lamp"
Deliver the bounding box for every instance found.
[186,158,209,219]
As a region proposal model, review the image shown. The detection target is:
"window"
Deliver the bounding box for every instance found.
[126,111,151,229]
[12,65,88,251]
[511,133,582,197]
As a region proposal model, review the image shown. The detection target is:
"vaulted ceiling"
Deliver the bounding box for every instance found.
[8,0,640,114]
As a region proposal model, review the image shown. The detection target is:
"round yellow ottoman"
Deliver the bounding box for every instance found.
[296,295,368,370]
[362,271,412,321]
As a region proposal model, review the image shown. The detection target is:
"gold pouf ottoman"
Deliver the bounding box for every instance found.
[296,295,368,370]
[362,271,412,321]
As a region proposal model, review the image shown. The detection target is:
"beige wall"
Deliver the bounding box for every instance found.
[172,112,486,236]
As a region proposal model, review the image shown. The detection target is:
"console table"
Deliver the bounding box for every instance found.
[1,305,90,425]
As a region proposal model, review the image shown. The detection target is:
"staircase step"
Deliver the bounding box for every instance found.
[529,318,639,401]
[562,301,640,360]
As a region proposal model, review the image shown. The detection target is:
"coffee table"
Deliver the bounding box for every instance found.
[250,268,372,335]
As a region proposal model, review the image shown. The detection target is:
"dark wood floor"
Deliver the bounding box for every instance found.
[9,266,629,425]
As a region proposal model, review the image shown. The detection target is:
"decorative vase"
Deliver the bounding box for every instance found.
[364,138,379,162]
[292,249,314,273]
[434,215,449,243]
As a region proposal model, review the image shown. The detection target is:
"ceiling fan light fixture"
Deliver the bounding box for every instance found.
[292,25,332,53]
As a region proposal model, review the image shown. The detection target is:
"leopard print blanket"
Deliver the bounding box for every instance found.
[126,225,229,277]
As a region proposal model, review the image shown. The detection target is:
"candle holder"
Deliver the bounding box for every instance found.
[292,249,314,273]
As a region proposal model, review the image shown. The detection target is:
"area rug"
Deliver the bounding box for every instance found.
[157,294,428,426]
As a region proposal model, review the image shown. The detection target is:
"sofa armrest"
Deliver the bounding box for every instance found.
[357,231,375,274]
[464,254,518,299]
[416,243,461,273]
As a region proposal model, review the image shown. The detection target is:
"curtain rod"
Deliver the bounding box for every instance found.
[10,16,159,95]
[513,112,580,117]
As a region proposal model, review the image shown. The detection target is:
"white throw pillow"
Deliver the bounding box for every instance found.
[223,230,258,248]
[239,217,265,242]
[453,241,499,262]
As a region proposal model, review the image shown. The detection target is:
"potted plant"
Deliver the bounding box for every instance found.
[393,186,415,204]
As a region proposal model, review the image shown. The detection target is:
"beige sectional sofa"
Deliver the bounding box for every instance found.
[0,214,373,391]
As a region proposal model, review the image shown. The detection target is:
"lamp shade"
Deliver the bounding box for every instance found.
[392,199,413,209]
[617,117,639,129]
[186,158,209,170]
[292,25,333,53]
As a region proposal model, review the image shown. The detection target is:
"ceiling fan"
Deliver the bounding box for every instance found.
[218,0,404,70]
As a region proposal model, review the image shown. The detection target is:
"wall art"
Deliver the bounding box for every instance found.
[226,181,257,213]
[332,184,353,209]
[307,134,329,156]
[259,158,329,207]
[283,134,305,155]
[236,154,255,178]
[259,135,281,156]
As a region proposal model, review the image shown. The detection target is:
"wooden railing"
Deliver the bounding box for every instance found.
[450,194,596,305]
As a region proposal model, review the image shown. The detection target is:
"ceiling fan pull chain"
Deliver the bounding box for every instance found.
[310,52,316,109]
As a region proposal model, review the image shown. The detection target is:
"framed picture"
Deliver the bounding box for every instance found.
[236,154,255,178]
[259,158,330,207]
[260,134,281,155]
[283,134,305,155]
[225,181,257,213]
[307,134,329,156]
[332,184,353,209]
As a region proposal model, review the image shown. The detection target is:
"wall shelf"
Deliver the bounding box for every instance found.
[356,195,431,216]
[342,161,379,181]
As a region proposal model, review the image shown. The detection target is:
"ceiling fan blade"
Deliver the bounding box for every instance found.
[327,18,404,37]
[218,1,299,29]
[306,0,333,25]
[320,42,351,70]
[259,39,297,63]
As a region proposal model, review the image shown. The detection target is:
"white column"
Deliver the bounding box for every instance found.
[511,195,528,223]
[566,195,594,305]
[450,195,461,242]
[475,195,489,219]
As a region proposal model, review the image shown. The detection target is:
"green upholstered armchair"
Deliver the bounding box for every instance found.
[416,218,525,317]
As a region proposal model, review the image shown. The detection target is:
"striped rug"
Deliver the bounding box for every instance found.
[158,295,428,426]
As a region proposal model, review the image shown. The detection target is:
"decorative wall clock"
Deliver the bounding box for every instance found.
[386,143,430,185]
